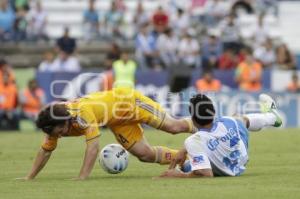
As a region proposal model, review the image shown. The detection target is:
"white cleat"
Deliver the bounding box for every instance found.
[259,94,282,127]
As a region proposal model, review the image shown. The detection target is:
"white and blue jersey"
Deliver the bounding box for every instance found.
[184,117,249,176]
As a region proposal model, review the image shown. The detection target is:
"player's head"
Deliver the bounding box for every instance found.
[28,79,38,90]
[36,103,71,137]
[189,94,215,127]
[203,71,214,83]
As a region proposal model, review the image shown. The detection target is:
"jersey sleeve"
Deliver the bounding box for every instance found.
[184,134,212,171]
[72,108,101,143]
[41,135,58,151]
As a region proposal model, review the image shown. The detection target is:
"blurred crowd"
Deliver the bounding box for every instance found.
[0,0,48,42]
[1,0,300,89]
[0,59,45,130]
[132,0,298,93]
[0,0,300,130]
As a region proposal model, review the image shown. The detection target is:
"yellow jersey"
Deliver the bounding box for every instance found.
[42,88,166,151]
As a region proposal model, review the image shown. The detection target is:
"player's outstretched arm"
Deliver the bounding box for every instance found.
[76,137,99,180]
[17,148,52,180]
[159,169,214,178]
[159,148,214,178]
[159,114,196,134]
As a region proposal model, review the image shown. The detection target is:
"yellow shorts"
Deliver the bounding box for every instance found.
[109,91,167,150]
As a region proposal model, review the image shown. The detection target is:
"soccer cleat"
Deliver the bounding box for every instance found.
[259,94,282,127]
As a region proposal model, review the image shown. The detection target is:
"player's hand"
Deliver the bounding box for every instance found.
[169,149,187,169]
[159,169,183,178]
[70,176,86,181]
[15,176,33,181]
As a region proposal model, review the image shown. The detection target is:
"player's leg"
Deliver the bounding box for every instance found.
[128,136,178,164]
[237,94,283,131]
[134,91,196,134]
[110,124,178,164]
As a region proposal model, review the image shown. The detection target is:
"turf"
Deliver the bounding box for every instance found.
[0,128,300,199]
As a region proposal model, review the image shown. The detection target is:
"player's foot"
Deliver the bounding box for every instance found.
[259,94,282,127]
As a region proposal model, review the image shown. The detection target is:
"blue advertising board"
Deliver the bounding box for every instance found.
[36,70,298,127]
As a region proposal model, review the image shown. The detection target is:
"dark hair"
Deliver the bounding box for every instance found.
[177,8,184,14]
[0,58,7,67]
[28,78,37,87]
[189,94,215,126]
[36,103,70,135]
[244,46,253,55]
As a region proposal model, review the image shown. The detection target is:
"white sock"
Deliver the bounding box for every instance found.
[246,113,276,131]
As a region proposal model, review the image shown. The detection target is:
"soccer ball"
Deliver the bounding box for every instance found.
[99,144,129,174]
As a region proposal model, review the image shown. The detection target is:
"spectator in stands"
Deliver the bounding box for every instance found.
[27,0,48,41]
[219,13,241,53]
[201,33,223,71]
[189,0,207,20]
[13,0,30,11]
[231,0,254,16]
[20,79,45,122]
[133,1,149,32]
[38,51,55,72]
[276,43,296,70]
[256,0,278,17]
[0,0,15,41]
[171,8,190,37]
[83,0,100,42]
[195,71,222,92]
[156,28,179,68]
[56,27,77,55]
[178,31,200,68]
[113,52,137,88]
[218,48,238,70]
[0,58,15,86]
[0,72,19,130]
[135,23,159,70]
[50,51,81,72]
[104,0,124,40]
[13,7,27,41]
[287,73,300,93]
[152,6,169,33]
[203,0,227,27]
[253,13,270,48]
[114,0,126,13]
[237,46,247,63]
[105,43,121,69]
[235,47,262,92]
[254,38,276,68]
[100,70,114,91]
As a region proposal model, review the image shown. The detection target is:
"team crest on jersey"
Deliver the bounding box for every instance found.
[193,155,204,164]
[75,116,89,129]
[165,152,172,160]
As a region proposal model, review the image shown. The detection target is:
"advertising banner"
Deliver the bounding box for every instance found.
[36,70,298,127]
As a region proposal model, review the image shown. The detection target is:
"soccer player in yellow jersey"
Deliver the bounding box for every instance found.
[19,88,195,180]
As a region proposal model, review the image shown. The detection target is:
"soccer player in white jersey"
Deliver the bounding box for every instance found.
[159,93,283,178]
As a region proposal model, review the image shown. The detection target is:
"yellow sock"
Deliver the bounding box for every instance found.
[152,146,178,165]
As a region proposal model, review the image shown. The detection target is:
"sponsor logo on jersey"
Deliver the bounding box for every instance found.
[165,152,172,160]
[207,128,239,151]
[76,116,89,129]
[193,155,204,164]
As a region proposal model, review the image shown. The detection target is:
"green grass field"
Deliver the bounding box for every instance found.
[1,129,300,199]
